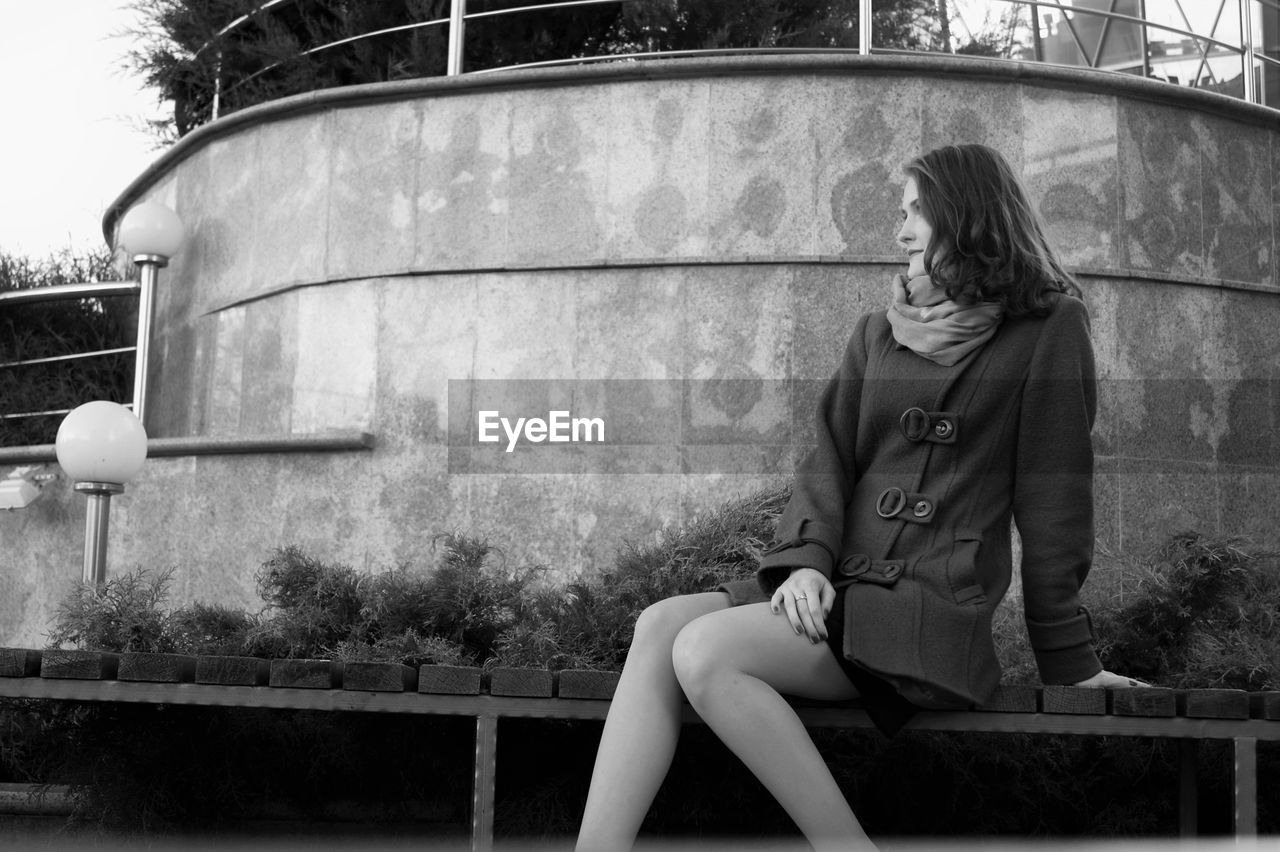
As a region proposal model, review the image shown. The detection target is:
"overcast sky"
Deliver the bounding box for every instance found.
[0,2,166,259]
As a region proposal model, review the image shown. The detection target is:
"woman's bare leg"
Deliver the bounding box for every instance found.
[575,592,730,851]
[671,602,873,852]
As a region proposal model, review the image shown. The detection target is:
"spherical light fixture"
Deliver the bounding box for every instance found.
[56,401,148,485]
[118,201,185,261]
[55,402,149,589]
[114,200,185,427]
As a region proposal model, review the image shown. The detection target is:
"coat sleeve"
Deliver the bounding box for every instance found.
[1013,296,1104,685]
[755,313,870,596]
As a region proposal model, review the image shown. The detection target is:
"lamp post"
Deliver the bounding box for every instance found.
[117,201,184,427]
[55,401,148,589]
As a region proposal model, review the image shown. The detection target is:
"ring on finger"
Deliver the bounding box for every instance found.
[794,593,807,601]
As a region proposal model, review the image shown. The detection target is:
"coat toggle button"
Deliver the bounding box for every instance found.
[899,407,930,442]
[876,487,908,518]
[912,499,933,518]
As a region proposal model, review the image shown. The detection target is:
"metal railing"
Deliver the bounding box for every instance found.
[0,282,141,432]
[197,0,1280,118]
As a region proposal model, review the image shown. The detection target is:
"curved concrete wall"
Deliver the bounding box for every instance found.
[4,54,1280,645]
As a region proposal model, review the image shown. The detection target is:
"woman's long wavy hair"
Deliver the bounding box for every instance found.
[905,144,1081,317]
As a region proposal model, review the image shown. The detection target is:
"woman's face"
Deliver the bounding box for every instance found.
[897,176,934,280]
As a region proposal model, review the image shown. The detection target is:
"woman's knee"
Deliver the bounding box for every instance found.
[630,593,721,657]
[670,616,731,702]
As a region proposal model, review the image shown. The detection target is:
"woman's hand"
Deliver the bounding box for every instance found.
[769,567,836,644]
[1072,669,1151,688]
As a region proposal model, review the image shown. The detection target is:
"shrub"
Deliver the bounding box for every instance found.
[163,603,256,657]
[1098,531,1280,690]
[46,567,174,653]
[23,513,1280,838]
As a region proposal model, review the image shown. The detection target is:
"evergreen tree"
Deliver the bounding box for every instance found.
[127,0,948,140]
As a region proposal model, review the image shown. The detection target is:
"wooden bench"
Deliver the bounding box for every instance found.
[2,647,1277,849]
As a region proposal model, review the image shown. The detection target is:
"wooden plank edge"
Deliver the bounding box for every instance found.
[976,685,1039,713]
[0,648,41,678]
[418,664,484,695]
[1111,687,1178,717]
[1041,685,1106,715]
[118,652,197,683]
[556,669,620,700]
[268,659,343,689]
[490,667,553,698]
[1180,689,1250,720]
[342,661,418,693]
[39,650,119,680]
[195,655,270,686]
[1248,691,1280,721]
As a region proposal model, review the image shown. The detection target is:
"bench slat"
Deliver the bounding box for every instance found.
[1249,692,1280,721]
[269,659,342,690]
[196,655,270,686]
[490,668,553,698]
[978,685,1038,712]
[1112,688,1177,717]
[418,665,483,695]
[0,649,41,677]
[1183,689,1250,720]
[557,670,619,700]
[1042,686,1106,715]
[119,652,196,683]
[343,661,417,693]
[40,650,118,680]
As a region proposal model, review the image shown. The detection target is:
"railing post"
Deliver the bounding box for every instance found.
[212,50,223,120]
[1139,0,1151,78]
[448,0,467,75]
[1242,0,1258,102]
[860,0,873,55]
[1031,1,1044,63]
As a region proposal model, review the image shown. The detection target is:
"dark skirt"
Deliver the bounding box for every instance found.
[825,584,920,738]
[717,578,920,738]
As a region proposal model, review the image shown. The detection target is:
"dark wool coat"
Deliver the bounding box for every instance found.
[720,293,1104,709]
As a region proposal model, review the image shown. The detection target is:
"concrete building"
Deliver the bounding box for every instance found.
[3,53,1279,646]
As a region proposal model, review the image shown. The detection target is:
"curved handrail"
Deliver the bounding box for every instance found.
[185,0,1277,121]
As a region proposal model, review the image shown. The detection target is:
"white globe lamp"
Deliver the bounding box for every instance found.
[115,201,185,428]
[118,201,185,262]
[56,402,149,588]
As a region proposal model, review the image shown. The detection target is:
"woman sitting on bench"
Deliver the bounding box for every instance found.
[575,143,1147,852]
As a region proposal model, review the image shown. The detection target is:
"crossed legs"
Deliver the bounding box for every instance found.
[576,595,874,851]
[576,592,729,849]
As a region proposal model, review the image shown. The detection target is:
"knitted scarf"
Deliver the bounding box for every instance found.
[887,274,1004,367]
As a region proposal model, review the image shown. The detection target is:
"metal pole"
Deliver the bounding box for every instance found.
[0,281,138,307]
[76,482,123,589]
[131,256,165,428]
[860,0,873,55]
[448,0,467,75]
[1242,0,1258,102]
[1032,0,1044,63]
[1139,0,1150,78]
[213,50,223,120]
